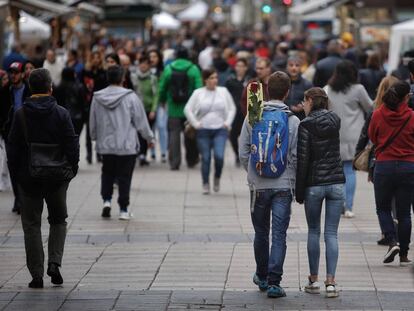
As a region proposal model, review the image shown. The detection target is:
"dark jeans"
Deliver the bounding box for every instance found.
[167,117,199,169]
[196,128,228,185]
[101,154,136,211]
[230,112,244,162]
[71,118,84,136]
[374,161,414,257]
[138,112,156,158]
[86,119,92,161]
[19,181,69,279]
[250,189,292,285]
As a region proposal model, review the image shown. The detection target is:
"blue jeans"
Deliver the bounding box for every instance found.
[374,161,414,257]
[196,128,228,185]
[250,189,292,285]
[343,161,356,211]
[305,184,344,278]
[156,106,168,156]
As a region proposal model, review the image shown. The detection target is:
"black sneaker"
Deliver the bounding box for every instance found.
[102,206,111,218]
[377,237,391,246]
[384,244,400,263]
[140,159,150,167]
[28,277,43,288]
[47,263,63,285]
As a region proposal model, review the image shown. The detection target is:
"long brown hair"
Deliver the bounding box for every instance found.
[374,76,399,109]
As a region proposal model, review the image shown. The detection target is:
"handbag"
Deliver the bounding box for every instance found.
[20,108,75,181]
[184,121,197,140]
[353,143,373,172]
[353,114,412,172]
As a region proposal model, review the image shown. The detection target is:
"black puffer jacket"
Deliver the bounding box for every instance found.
[295,109,345,203]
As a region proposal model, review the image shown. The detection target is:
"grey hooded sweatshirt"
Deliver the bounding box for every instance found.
[89,85,154,155]
[239,100,300,191]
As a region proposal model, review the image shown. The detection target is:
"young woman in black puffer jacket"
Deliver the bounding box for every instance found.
[295,87,345,298]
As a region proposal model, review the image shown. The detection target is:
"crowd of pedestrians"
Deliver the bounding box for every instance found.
[0,27,413,296]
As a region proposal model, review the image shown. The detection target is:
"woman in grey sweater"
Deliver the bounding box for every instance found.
[324,60,372,218]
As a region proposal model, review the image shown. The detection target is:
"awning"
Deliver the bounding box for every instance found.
[177,1,209,22]
[388,19,414,72]
[301,6,335,21]
[152,12,181,30]
[10,0,75,16]
[77,2,104,17]
[19,11,51,40]
[289,0,343,16]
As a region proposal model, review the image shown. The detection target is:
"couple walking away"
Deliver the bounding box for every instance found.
[239,71,345,298]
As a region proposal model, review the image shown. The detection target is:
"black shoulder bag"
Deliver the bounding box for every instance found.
[20,108,75,181]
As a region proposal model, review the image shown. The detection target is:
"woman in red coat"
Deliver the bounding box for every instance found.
[368,80,414,266]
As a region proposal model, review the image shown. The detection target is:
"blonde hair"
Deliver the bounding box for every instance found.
[374,76,399,109]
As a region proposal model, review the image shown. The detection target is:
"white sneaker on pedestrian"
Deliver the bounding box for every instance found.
[325,284,339,298]
[119,211,131,220]
[213,177,220,193]
[202,184,210,195]
[304,277,320,294]
[344,210,355,218]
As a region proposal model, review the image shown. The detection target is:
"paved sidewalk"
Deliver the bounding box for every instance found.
[0,145,413,311]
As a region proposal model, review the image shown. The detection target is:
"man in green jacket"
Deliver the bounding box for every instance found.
[158,47,202,170]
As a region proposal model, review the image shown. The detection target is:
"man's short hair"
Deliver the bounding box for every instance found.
[256,57,271,68]
[408,59,414,75]
[107,65,125,85]
[268,71,291,100]
[28,68,52,94]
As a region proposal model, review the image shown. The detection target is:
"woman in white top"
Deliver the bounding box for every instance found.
[324,60,373,218]
[184,69,236,194]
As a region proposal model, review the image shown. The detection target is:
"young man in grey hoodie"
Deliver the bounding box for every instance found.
[239,71,300,298]
[90,65,154,220]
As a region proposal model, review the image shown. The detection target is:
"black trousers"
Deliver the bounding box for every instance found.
[19,181,69,279]
[138,111,156,158]
[230,112,244,161]
[168,117,199,169]
[101,154,136,211]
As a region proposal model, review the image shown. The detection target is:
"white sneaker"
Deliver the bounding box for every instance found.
[202,184,210,195]
[344,210,355,218]
[325,284,339,298]
[213,177,220,193]
[119,211,131,220]
[304,278,320,294]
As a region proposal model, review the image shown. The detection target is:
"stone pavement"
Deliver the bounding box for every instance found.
[0,145,413,311]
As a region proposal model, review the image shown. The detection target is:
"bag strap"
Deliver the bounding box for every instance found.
[377,114,412,154]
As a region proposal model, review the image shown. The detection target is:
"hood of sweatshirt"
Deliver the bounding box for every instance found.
[380,102,412,127]
[23,95,57,115]
[170,59,194,71]
[303,109,340,139]
[263,100,291,113]
[93,86,134,110]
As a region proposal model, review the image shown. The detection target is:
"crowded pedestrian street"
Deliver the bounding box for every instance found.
[0,145,413,310]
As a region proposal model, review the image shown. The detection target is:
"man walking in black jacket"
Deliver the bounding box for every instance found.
[7,68,79,288]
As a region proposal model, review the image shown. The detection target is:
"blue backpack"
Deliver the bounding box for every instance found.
[250,107,290,178]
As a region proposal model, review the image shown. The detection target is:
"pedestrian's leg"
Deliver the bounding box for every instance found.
[304,186,324,280]
[250,190,271,281]
[45,182,69,267]
[230,113,243,164]
[148,116,156,159]
[213,129,228,180]
[374,171,397,244]
[116,155,136,212]
[19,184,45,280]
[86,119,92,163]
[394,174,413,258]
[268,191,292,286]
[196,130,212,186]
[343,161,356,212]
[324,184,344,282]
[168,117,182,170]
[138,133,148,160]
[101,155,116,203]
[157,106,168,159]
